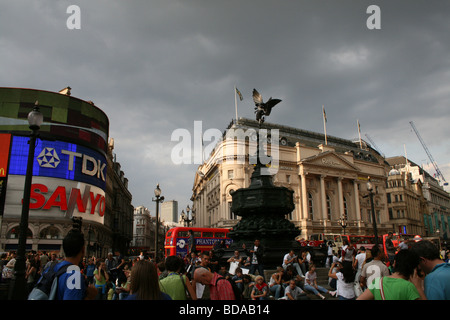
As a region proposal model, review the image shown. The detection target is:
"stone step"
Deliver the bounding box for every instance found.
[263,267,338,300]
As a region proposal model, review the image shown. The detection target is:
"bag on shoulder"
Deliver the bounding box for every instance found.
[28,262,70,300]
[2,266,13,279]
[215,277,243,300]
[179,274,192,300]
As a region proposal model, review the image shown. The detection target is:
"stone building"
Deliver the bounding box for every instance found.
[385,166,427,236]
[387,156,450,238]
[0,87,132,257]
[191,118,393,239]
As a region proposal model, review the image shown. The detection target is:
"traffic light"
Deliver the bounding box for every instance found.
[72,217,83,231]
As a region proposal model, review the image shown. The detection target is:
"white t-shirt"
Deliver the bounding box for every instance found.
[305,271,316,286]
[327,245,333,255]
[282,253,296,267]
[285,285,304,298]
[342,245,355,262]
[336,272,355,299]
[355,253,366,270]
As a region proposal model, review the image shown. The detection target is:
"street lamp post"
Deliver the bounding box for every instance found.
[366,180,379,246]
[181,205,195,227]
[10,101,43,300]
[338,216,348,234]
[152,184,164,262]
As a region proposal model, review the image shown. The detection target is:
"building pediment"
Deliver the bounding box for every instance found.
[301,151,360,172]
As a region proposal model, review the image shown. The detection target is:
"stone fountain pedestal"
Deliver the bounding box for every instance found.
[219,161,302,269]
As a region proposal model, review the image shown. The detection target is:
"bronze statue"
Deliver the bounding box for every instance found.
[252,88,281,124]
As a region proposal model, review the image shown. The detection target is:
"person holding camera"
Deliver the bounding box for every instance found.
[328,261,354,300]
[94,260,110,300]
[282,250,305,277]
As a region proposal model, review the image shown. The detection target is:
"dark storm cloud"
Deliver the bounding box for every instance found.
[1,0,449,210]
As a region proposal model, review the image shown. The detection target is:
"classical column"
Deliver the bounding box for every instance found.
[320,175,327,223]
[301,173,308,220]
[353,180,362,229]
[337,177,344,219]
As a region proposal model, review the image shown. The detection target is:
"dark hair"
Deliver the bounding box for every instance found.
[371,245,381,258]
[62,229,85,258]
[341,261,356,283]
[410,240,440,260]
[130,260,161,300]
[165,255,184,272]
[393,249,420,278]
[157,261,166,272]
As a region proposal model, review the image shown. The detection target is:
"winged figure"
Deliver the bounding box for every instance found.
[252,89,281,123]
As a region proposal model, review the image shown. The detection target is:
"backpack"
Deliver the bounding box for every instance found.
[215,276,243,300]
[28,262,70,300]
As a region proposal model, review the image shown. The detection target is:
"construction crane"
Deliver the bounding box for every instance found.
[409,121,447,185]
[365,134,385,158]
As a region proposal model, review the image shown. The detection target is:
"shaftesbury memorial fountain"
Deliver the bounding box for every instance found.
[220,89,302,269]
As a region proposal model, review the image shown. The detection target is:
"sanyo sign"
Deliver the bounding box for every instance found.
[5,176,105,224]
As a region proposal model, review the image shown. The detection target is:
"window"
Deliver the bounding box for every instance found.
[286,175,291,184]
[326,195,331,220]
[228,170,234,179]
[343,197,348,218]
[229,202,237,220]
[39,226,61,239]
[286,211,293,220]
[308,193,314,219]
[215,232,226,238]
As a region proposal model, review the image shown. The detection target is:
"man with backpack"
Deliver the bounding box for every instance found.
[29,229,97,300]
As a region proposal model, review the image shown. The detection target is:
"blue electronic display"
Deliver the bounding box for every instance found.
[8,136,106,190]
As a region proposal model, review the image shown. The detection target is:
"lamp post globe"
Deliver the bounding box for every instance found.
[152,184,164,262]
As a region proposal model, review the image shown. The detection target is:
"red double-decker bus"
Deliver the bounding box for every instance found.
[345,234,382,249]
[164,227,232,258]
[296,233,382,250]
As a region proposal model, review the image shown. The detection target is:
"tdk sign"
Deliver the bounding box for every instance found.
[41,148,107,182]
[9,137,107,190]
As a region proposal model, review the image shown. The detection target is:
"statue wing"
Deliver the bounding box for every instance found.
[264,98,281,116]
[252,89,263,105]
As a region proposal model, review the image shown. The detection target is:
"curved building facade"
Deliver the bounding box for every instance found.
[0,87,114,255]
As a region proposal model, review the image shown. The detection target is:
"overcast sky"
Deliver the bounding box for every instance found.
[1,0,449,217]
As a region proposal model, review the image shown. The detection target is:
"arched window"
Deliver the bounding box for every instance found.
[326,195,332,220]
[343,197,348,219]
[39,226,61,239]
[308,193,314,220]
[8,227,32,239]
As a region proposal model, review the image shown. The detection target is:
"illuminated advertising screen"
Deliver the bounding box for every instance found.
[0,88,109,153]
[0,133,11,177]
[4,176,105,224]
[8,136,106,190]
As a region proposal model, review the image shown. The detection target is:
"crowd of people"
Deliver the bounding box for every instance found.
[1,229,449,301]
